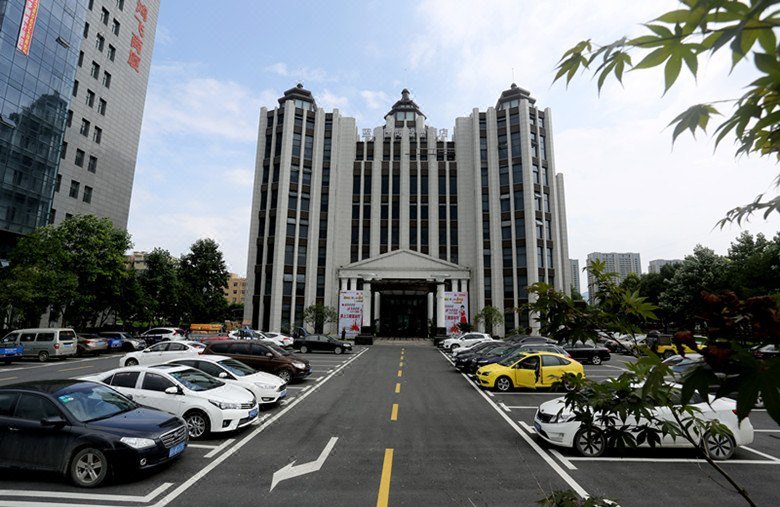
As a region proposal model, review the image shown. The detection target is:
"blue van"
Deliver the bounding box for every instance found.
[0,334,23,364]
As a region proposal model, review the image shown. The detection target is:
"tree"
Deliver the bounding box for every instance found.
[725,231,780,298]
[475,306,504,336]
[554,0,780,225]
[179,239,229,323]
[302,304,339,333]
[139,248,182,326]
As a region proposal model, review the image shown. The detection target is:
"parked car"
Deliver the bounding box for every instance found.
[651,333,698,359]
[517,343,570,356]
[561,341,611,365]
[0,379,188,487]
[228,329,265,340]
[77,334,109,356]
[293,334,352,354]
[99,331,146,351]
[615,334,646,353]
[752,344,779,360]
[121,341,205,367]
[140,328,186,345]
[476,352,584,392]
[464,344,527,374]
[534,386,754,460]
[203,340,310,383]
[505,335,557,345]
[451,340,503,359]
[85,364,258,439]
[90,333,123,352]
[0,334,24,364]
[2,328,78,362]
[166,356,287,405]
[441,332,493,352]
[261,332,294,348]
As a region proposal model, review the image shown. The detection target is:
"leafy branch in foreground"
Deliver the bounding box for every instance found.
[554,0,780,225]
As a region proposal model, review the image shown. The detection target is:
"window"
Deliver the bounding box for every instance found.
[102,71,112,88]
[85,89,95,107]
[88,156,97,173]
[116,0,124,10]
[55,174,62,192]
[83,21,90,38]
[14,395,60,420]
[83,186,93,203]
[66,109,73,127]
[60,141,67,160]
[36,333,54,342]
[100,7,109,24]
[0,393,18,417]
[93,126,102,144]
[107,44,116,62]
[69,180,80,198]
[80,119,90,136]
[75,149,85,167]
[98,99,107,115]
[112,19,120,36]
[78,51,84,66]
[91,61,100,79]
[141,373,175,392]
[109,371,139,388]
[72,79,79,97]
[95,33,104,51]
[88,0,93,9]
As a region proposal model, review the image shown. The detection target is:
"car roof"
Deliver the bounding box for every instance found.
[8,328,75,333]
[0,379,100,394]
[171,355,231,363]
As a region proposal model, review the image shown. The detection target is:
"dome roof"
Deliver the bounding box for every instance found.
[386,88,426,119]
[278,83,317,109]
[496,83,535,108]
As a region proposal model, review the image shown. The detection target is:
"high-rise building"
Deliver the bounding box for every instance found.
[586,251,641,298]
[50,0,159,228]
[0,0,88,256]
[648,259,682,274]
[570,259,581,295]
[245,84,570,337]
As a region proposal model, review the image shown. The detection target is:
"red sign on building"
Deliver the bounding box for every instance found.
[127,0,148,72]
[16,0,40,56]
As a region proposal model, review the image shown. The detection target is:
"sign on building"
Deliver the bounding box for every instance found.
[338,290,364,338]
[16,0,40,56]
[444,292,469,335]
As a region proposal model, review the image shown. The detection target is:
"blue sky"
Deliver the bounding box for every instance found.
[128,1,779,291]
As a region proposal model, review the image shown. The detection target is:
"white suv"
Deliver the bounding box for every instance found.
[442,332,493,352]
[141,327,186,343]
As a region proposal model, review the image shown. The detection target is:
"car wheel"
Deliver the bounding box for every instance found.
[494,376,513,392]
[38,351,49,362]
[574,427,607,457]
[334,346,343,355]
[300,345,308,354]
[756,392,764,408]
[70,447,108,487]
[703,431,736,460]
[662,350,674,360]
[184,410,210,439]
[591,355,602,365]
[125,358,139,367]
[276,369,293,383]
[449,344,459,352]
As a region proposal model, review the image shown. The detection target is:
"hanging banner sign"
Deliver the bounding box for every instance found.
[338,290,364,338]
[16,0,40,56]
[444,291,469,335]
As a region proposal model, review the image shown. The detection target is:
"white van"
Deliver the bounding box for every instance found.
[2,328,78,362]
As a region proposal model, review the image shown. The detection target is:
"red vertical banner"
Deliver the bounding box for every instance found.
[16,0,40,56]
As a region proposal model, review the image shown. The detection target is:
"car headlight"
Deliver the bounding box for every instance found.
[551,412,576,423]
[120,437,156,449]
[209,399,241,410]
[292,361,306,369]
[254,383,275,390]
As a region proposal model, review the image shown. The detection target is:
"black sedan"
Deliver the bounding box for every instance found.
[561,341,611,364]
[293,334,352,354]
[0,380,188,487]
[453,342,506,371]
[464,344,529,374]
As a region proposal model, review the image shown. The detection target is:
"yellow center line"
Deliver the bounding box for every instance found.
[0,376,18,382]
[58,365,93,372]
[376,448,394,507]
[397,370,402,377]
[390,403,399,421]
[399,361,404,367]
[395,383,400,393]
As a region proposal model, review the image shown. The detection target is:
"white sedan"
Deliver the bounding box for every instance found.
[442,332,493,352]
[121,341,205,367]
[261,332,294,348]
[165,356,287,405]
[85,364,258,439]
[534,388,754,460]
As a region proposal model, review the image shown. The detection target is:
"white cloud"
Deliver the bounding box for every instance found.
[360,90,390,110]
[318,90,349,111]
[265,62,329,83]
[225,168,254,187]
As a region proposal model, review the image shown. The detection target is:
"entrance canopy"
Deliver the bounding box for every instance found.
[339,249,469,283]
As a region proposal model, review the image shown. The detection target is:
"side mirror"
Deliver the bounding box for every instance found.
[218,372,228,379]
[125,394,134,401]
[41,415,67,428]
[142,349,150,353]
[164,386,182,395]
[266,352,274,358]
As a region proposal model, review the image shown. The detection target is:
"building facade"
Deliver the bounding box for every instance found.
[245,84,570,337]
[569,259,580,295]
[224,272,246,305]
[648,258,681,274]
[586,251,641,298]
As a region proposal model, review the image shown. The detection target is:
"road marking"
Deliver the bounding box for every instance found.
[499,402,510,412]
[754,429,780,433]
[486,390,494,397]
[309,370,331,373]
[395,383,400,394]
[397,370,402,377]
[312,376,323,381]
[399,361,404,367]
[504,405,538,409]
[204,438,236,459]
[187,444,219,449]
[286,386,307,390]
[152,347,369,507]
[0,377,18,382]
[301,386,311,392]
[391,403,399,421]
[270,436,339,491]
[488,392,561,396]
[376,448,394,507]
[549,448,578,471]
[0,482,172,503]
[566,457,780,465]
[742,446,780,462]
[58,365,93,372]
[600,364,629,371]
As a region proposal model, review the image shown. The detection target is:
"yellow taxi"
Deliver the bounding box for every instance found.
[476,352,584,392]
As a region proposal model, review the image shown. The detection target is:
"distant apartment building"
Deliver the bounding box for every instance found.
[569,259,581,295]
[648,259,682,274]
[224,273,246,305]
[586,252,641,299]
[126,250,147,272]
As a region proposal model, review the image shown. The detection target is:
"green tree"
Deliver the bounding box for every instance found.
[554,0,780,225]
[725,231,780,297]
[179,238,229,323]
[302,303,339,333]
[475,306,504,336]
[139,248,182,326]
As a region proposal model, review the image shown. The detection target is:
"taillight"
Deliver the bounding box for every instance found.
[732,409,738,415]
[53,343,60,349]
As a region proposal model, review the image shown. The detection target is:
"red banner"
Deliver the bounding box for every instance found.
[16,0,40,56]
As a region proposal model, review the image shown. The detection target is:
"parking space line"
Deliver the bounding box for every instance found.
[286,386,307,390]
[741,446,780,462]
[566,457,780,465]
[0,376,18,382]
[754,429,780,433]
[187,444,219,449]
[549,449,578,471]
[499,402,510,412]
[204,438,236,459]
[57,365,93,372]
[312,376,323,381]
[505,405,538,409]
[376,448,394,507]
[600,364,629,371]
[0,482,173,503]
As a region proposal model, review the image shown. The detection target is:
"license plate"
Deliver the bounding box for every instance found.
[249,407,258,418]
[168,442,186,458]
[534,421,542,434]
[62,343,72,347]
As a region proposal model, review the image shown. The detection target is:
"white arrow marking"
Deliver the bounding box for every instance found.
[270,436,339,491]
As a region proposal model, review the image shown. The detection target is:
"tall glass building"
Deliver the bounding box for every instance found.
[245,84,571,337]
[0,0,87,256]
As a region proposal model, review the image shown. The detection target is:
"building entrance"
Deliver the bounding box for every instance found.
[379,294,427,337]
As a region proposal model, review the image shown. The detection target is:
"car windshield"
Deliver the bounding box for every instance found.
[169,369,224,391]
[499,352,527,367]
[57,384,137,423]
[218,359,256,377]
[0,334,16,344]
[267,343,289,356]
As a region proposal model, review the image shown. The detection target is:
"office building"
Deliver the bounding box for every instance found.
[648,258,682,274]
[570,259,580,295]
[245,84,570,337]
[586,251,641,298]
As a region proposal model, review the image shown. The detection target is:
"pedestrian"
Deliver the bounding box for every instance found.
[646,330,659,354]
[341,327,346,340]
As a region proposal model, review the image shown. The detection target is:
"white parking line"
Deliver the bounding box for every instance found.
[549,449,578,471]
[312,376,323,381]
[504,406,539,409]
[566,457,780,465]
[0,482,172,504]
[204,438,235,459]
[187,444,219,449]
[152,347,369,507]
[499,402,510,412]
[600,364,629,371]
[489,392,562,396]
[741,446,780,462]
[754,429,780,433]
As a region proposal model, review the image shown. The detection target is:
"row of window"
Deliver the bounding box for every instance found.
[60,143,98,173]
[54,174,92,204]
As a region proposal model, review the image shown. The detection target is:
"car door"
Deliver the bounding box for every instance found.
[6,393,72,470]
[139,342,171,365]
[105,371,142,399]
[19,332,37,357]
[540,354,567,387]
[135,372,183,416]
[0,392,19,465]
[511,355,540,388]
[250,343,278,372]
[166,342,195,361]
[228,342,261,369]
